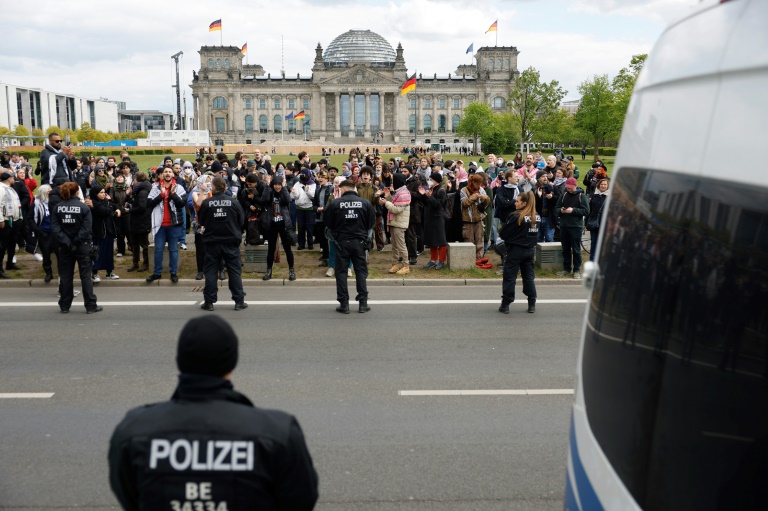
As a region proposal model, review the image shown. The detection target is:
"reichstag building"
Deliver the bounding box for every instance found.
[190,29,519,145]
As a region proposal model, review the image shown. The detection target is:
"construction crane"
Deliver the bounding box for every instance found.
[171,51,183,129]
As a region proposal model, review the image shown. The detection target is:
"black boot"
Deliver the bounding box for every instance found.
[336,301,350,314]
[44,272,53,283]
[499,301,510,314]
[527,300,536,314]
[359,299,371,313]
[262,268,272,281]
[288,268,296,281]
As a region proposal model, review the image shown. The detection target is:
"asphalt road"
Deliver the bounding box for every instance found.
[0,284,589,511]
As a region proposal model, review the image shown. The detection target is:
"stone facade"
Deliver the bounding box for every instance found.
[190,30,519,145]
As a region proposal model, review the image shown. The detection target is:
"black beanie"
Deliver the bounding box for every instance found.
[430,172,443,185]
[176,316,238,377]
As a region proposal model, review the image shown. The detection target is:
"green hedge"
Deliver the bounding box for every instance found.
[15,148,171,160]
[561,147,617,156]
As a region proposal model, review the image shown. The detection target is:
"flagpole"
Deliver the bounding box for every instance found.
[220,23,223,46]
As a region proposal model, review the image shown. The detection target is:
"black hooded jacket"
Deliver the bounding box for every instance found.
[108,374,318,511]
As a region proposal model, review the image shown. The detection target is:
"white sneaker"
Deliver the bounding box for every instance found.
[348,268,353,277]
[92,274,101,283]
[74,290,80,297]
[179,243,188,251]
[34,253,44,261]
[325,267,335,277]
[573,272,581,279]
[12,256,16,264]
[556,270,569,277]
[106,272,120,280]
[115,253,123,257]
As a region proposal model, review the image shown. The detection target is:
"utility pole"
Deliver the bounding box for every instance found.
[171,51,183,130]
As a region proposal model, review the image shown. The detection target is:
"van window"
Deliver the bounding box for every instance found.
[583,168,768,510]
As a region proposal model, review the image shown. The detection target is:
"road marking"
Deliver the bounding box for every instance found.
[0,299,586,307]
[398,389,574,396]
[0,393,55,398]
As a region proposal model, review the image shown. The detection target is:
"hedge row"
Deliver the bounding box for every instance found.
[11,148,170,160]
[560,147,618,156]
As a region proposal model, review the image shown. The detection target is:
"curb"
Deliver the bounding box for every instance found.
[6,277,585,288]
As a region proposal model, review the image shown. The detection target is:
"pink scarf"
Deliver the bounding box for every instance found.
[456,167,468,183]
[387,186,411,226]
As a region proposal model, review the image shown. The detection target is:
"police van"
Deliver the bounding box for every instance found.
[566,0,768,509]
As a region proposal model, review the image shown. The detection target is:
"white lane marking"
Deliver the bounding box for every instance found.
[0,299,586,307]
[0,302,197,307]
[0,393,55,398]
[398,389,574,396]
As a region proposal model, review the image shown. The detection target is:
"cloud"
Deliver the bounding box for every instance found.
[0,0,668,116]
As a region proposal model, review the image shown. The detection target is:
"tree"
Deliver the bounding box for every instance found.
[45,125,63,136]
[481,114,517,155]
[612,54,647,132]
[507,67,566,148]
[32,128,45,144]
[76,122,98,143]
[575,75,617,160]
[0,126,11,136]
[456,102,494,155]
[13,124,30,137]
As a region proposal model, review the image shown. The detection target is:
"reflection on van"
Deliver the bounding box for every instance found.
[581,168,768,509]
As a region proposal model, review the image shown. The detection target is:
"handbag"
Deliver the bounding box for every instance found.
[245,214,264,245]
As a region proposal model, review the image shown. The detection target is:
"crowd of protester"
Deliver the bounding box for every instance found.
[0,139,610,282]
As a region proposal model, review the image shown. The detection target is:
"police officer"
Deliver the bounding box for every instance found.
[197,177,246,311]
[499,191,541,314]
[108,316,319,510]
[323,179,376,314]
[50,182,101,314]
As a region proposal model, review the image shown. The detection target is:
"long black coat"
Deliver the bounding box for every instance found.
[258,186,293,233]
[423,186,447,247]
[128,181,151,234]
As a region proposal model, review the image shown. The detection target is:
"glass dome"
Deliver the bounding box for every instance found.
[323,30,396,66]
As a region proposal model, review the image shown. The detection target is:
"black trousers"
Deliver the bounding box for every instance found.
[406,222,420,259]
[115,215,130,255]
[0,221,22,267]
[38,231,55,276]
[314,222,329,259]
[266,222,294,269]
[560,226,583,273]
[501,246,536,305]
[129,231,149,266]
[58,243,98,311]
[203,242,245,304]
[334,238,368,303]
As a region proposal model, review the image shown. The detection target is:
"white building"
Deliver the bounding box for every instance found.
[0,82,119,133]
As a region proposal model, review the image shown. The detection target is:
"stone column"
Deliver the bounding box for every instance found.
[364,92,371,136]
[335,92,341,137]
[447,96,452,134]
[349,92,355,137]
[320,92,326,133]
[192,95,199,130]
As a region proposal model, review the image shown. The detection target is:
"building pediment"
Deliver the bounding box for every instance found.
[317,65,401,87]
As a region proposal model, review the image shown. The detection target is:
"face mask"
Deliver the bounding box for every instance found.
[427,179,434,188]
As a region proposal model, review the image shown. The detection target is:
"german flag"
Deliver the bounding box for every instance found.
[400,74,416,96]
[209,19,222,32]
[294,111,305,120]
[485,20,497,33]
[241,43,247,55]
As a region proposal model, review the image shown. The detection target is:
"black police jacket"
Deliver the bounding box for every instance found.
[323,190,376,242]
[51,198,93,248]
[108,374,318,511]
[198,191,245,245]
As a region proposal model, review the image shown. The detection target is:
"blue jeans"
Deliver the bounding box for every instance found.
[538,217,555,242]
[153,225,183,275]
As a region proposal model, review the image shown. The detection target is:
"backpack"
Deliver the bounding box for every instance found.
[443,192,455,220]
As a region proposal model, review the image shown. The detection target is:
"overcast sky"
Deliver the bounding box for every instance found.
[0,0,697,118]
